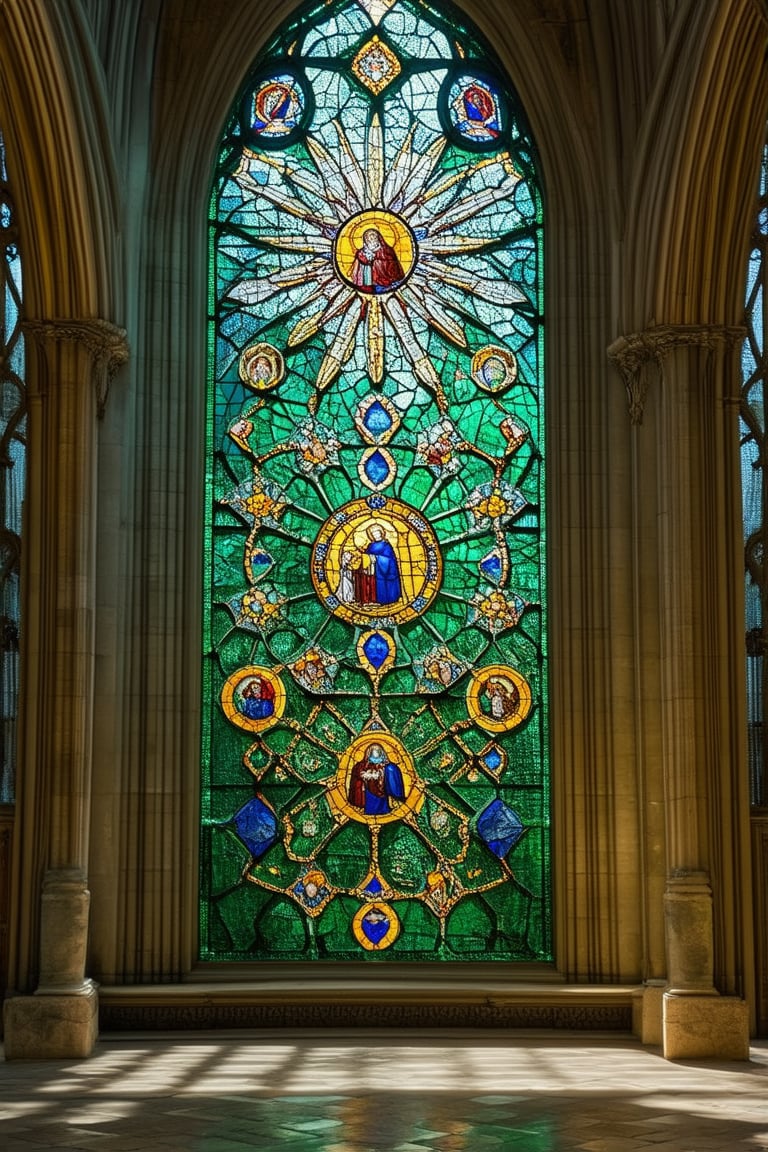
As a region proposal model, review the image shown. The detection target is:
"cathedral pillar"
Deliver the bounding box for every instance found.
[609,325,750,1059]
[3,318,127,1059]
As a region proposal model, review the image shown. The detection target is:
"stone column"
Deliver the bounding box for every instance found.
[609,324,750,1059]
[3,318,127,1060]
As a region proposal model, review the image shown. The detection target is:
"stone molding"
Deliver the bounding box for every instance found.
[607,323,745,424]
[22,317,129,417]
[99,982,635,1032]
[100,1002,633,1032]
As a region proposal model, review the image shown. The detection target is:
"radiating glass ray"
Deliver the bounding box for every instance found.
[366,113,385,204]
[305,134,365,214]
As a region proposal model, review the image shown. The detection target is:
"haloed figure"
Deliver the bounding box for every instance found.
[462,84,500,137]
[239,675,276,721]
[483,676,520,721]
[352,228,405,293]
[248,353,274,386]
[348,743,406,816]
[364,523,401,605]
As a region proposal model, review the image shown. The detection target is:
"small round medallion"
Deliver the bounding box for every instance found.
[238,342,285,392]
[221,665,285,733]
[352,901,400,950]
[241,72,308,147]
[466,664,532,732]
[440,71,507,151]
[471,344,518,393]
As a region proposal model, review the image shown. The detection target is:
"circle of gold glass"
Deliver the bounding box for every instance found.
[221,665,285,733]
[327,732,425,826]
[351,901,400,950]
[238,342,285,392]
[471,344,518,393]
[334,210,417,294]
[311,497,442,626]
[466,664,532,732]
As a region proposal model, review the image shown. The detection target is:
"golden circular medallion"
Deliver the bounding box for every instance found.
[327,732,424,826]
[352,901,400,950]
[466,664,532,732]
[312,497,442,626]
[334,210,417,294]
[221,665,285,733]
[471,344,518,393]
[238,342,285,392]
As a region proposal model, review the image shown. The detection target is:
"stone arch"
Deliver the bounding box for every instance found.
[0,0,120,319]
[608,0,768,1043]
[624,0,768,329]
[0,0,126,1020]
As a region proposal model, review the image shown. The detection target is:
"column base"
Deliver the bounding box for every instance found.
[663,991,749,1060]
[3,982,98,1059]
[632,980,665,1046]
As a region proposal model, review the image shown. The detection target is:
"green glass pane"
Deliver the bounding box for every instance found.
[202,0,550,963]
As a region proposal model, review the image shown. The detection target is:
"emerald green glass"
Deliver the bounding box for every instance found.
[201,0,549,962]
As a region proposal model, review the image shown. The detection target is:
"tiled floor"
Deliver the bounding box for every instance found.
[1,1033,767,1151]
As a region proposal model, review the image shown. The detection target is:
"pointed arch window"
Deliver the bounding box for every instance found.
[201,0,549,961]
[0,131,24,805]
[743,136,768,810]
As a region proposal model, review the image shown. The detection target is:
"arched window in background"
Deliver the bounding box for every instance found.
[743,136,768,811]
[201,0,548,962]
[0,130,24,806]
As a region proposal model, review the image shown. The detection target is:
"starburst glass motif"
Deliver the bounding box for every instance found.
[202,0,549,964]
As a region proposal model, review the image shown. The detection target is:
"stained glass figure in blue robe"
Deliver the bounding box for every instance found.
[238,674,275,721]
[348,742,406,815]
[365,524,401,604]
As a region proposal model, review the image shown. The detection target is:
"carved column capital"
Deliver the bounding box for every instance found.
[607,323,745,425]
[22,317,129,417]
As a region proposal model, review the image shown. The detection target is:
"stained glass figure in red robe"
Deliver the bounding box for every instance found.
[352,228,405,293]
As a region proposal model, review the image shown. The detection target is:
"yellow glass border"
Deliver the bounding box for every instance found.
[238,341,285,392]
[311,496,442,626]
[352,901,401,950]
[466,663,532,732]
[334,209,416,290]
[327,731,425,825]
[221,665,286,733]
[470,343,518,393]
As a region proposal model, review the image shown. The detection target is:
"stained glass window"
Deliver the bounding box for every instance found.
[201,0,549,961]
[742,136,768,810]
[0,131,24,806]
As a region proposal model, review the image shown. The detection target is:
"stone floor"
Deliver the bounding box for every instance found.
[1,1033,767,1151]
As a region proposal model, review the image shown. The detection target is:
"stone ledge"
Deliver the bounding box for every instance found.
[99,982,636,1032]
